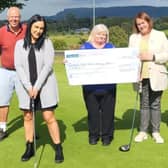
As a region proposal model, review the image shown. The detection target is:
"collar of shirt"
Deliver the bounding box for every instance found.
[6,23,23,35]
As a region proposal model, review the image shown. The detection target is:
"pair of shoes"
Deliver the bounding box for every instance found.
[0,128,8,141]
[102,139,111,146]
[152,132,164,144]
[134,132,148,142]
[55,143,64,163]
[89,138,99,145]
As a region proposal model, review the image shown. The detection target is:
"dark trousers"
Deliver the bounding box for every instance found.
[82,87,116,140]
[140,79,163,132]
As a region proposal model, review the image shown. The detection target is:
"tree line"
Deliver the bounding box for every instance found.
[48,14,168,49]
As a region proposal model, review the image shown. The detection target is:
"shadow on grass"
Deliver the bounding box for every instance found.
[7,115,23,135]
[72,116,88,132]
[115,108,140,130]
[161,110,168,126]
[72,108,140,132]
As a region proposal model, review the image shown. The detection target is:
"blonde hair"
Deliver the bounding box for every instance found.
[88,24,109,43]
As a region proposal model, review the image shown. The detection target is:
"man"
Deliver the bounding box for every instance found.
[0,6,26,140]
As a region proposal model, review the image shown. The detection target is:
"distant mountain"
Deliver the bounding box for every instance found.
[46,6,168,20]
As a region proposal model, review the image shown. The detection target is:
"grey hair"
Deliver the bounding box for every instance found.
[7,6,21,18]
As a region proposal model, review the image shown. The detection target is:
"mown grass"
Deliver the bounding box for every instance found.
[1,56,168,168]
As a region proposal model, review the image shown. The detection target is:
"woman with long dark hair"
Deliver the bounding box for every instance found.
[14,14,64,163]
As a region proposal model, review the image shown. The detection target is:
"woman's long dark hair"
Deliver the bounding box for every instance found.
[23,14,47,50]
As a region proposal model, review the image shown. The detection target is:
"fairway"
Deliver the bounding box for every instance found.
[1,56,168,168]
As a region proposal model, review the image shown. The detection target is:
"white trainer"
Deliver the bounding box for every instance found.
[152,132,164,144]
[134,132,148,142]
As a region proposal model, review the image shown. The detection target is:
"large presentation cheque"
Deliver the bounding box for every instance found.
[64,48,140,85]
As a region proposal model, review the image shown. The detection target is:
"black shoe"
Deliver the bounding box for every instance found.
[0,129,8,141]
[102,137,113,146]
[102,139,111,146]
[55,144,64,163]
[89,138,99,145]
[21,141,34,161]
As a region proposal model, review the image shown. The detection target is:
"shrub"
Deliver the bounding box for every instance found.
[52,38,68,50]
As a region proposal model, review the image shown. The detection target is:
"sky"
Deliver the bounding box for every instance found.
[0,0,168,20]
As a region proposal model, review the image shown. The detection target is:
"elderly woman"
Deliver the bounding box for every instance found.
[80,24,116,146]
[129,12,168,143]
[14,15,64,163]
